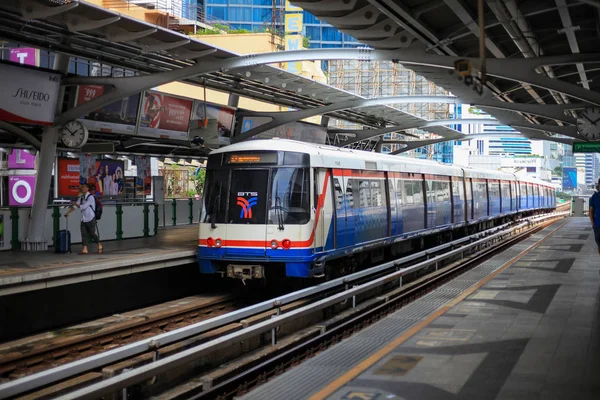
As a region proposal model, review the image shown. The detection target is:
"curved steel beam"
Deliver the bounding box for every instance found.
[233,96,458,143]
[390,133,576,154]
[336,118,496,146]
[472,99,581,124]
[58,49,600,125]
[0,121,41,150]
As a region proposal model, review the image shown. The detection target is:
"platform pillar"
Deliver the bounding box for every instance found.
[22,54,70,251]
[188,198,193,224]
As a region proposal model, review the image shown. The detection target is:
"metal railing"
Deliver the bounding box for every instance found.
[0,211,567,399]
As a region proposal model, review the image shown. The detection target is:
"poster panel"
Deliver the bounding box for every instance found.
[138,91,192,140]
[0,63,60,125]
[9,176,36,206]
[190,101,235,146]
[75,85,141,135]
[57,158,125,197]
[135,156,152,196]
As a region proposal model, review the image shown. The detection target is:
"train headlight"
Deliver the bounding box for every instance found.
[207,237,215,247]
[215,238,222,248]
[270,239,279,250]
[281,239,292,250]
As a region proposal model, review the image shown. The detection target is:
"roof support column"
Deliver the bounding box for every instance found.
[22,54,70,251]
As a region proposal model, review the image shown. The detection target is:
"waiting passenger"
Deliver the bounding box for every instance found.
[589,179,600,255]
[65,183,103,255]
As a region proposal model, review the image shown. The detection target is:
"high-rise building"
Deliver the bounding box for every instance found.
[575,153,600,186]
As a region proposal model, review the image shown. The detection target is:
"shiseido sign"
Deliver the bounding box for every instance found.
[0,63,60,125]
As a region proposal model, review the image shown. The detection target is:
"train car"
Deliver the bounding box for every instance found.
[198,139,555,281]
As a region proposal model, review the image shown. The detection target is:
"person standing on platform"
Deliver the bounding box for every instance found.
[589,179,600,254]
[65,183,103,255]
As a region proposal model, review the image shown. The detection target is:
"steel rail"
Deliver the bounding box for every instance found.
[0,211,566,399]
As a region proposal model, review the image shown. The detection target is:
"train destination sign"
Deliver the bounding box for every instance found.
[573,142,600,153]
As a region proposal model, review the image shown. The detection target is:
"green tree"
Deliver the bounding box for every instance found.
[553,166,562,176]
[193,167,206,196]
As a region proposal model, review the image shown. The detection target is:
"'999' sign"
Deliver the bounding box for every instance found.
[9,176,36,207]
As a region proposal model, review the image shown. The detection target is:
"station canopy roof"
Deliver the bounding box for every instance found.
[0,0,461,158]
[293,0,600,147]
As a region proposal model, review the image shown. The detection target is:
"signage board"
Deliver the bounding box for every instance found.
[0,63,60,125]
[562,167,577,191]
[75,85,141,135]
[10,48,39,66]
[138,91,192,140]
[9,176,36,206]
[573,142,600,153]
[8,149,35,169]
[284,13,303,33]
[190,101,235,146]
[57,158,125,197]
[240,117,327,144]
[285,0,302,11]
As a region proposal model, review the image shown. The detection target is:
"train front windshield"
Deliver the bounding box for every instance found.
[202,151,311,226]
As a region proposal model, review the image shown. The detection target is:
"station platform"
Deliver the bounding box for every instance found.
[0,225,198,296]
[243,217,600,400]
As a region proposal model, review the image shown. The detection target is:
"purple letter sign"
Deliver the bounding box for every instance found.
[8,149,36,170]
[9,176,36,206]
[10,48,38,66]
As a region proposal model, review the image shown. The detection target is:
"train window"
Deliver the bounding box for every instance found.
[333,178,343,211]
[396,180,403,205]
[268,168,310,225]
[359,180,371,208]
[371,180,384,207]
[414,180,424,203]
[404,181,414,204]
[345,179,354,208]
[203,169,229,224]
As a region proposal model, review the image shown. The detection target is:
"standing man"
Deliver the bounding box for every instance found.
[66,183,103,254]
[589,179,600,254]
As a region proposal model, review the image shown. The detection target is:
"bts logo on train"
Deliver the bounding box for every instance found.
[237,192,258,219]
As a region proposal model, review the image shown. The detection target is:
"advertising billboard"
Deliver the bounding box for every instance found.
[138,91,192,140]
[8,149,35,169]
[0,63,61,125]
[190,101,235,147]
[10,48,39,66]
[75,85,141,135]
[57,158,125,197]
[562,167,577,191]
[9,176,36,206]
[240,117,327,144]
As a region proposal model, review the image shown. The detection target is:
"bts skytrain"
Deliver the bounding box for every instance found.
[198,139,556,280]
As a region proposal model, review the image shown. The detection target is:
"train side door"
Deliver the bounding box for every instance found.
[313,168,334,251]
[332,172,349,248]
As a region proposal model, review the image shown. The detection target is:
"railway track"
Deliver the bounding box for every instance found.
[0,211,568,399]
[0,294,236,382]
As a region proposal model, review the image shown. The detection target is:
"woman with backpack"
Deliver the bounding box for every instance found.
[65,183,103,255]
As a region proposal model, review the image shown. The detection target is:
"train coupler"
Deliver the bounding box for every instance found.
[226,264,265,280]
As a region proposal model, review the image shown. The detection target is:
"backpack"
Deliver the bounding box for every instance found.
[82,194,103,220]
[93,197,103,220]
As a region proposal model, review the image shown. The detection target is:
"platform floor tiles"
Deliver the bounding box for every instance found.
[242,217,600,400]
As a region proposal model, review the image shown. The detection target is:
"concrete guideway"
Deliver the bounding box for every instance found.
[0,225,198,296]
